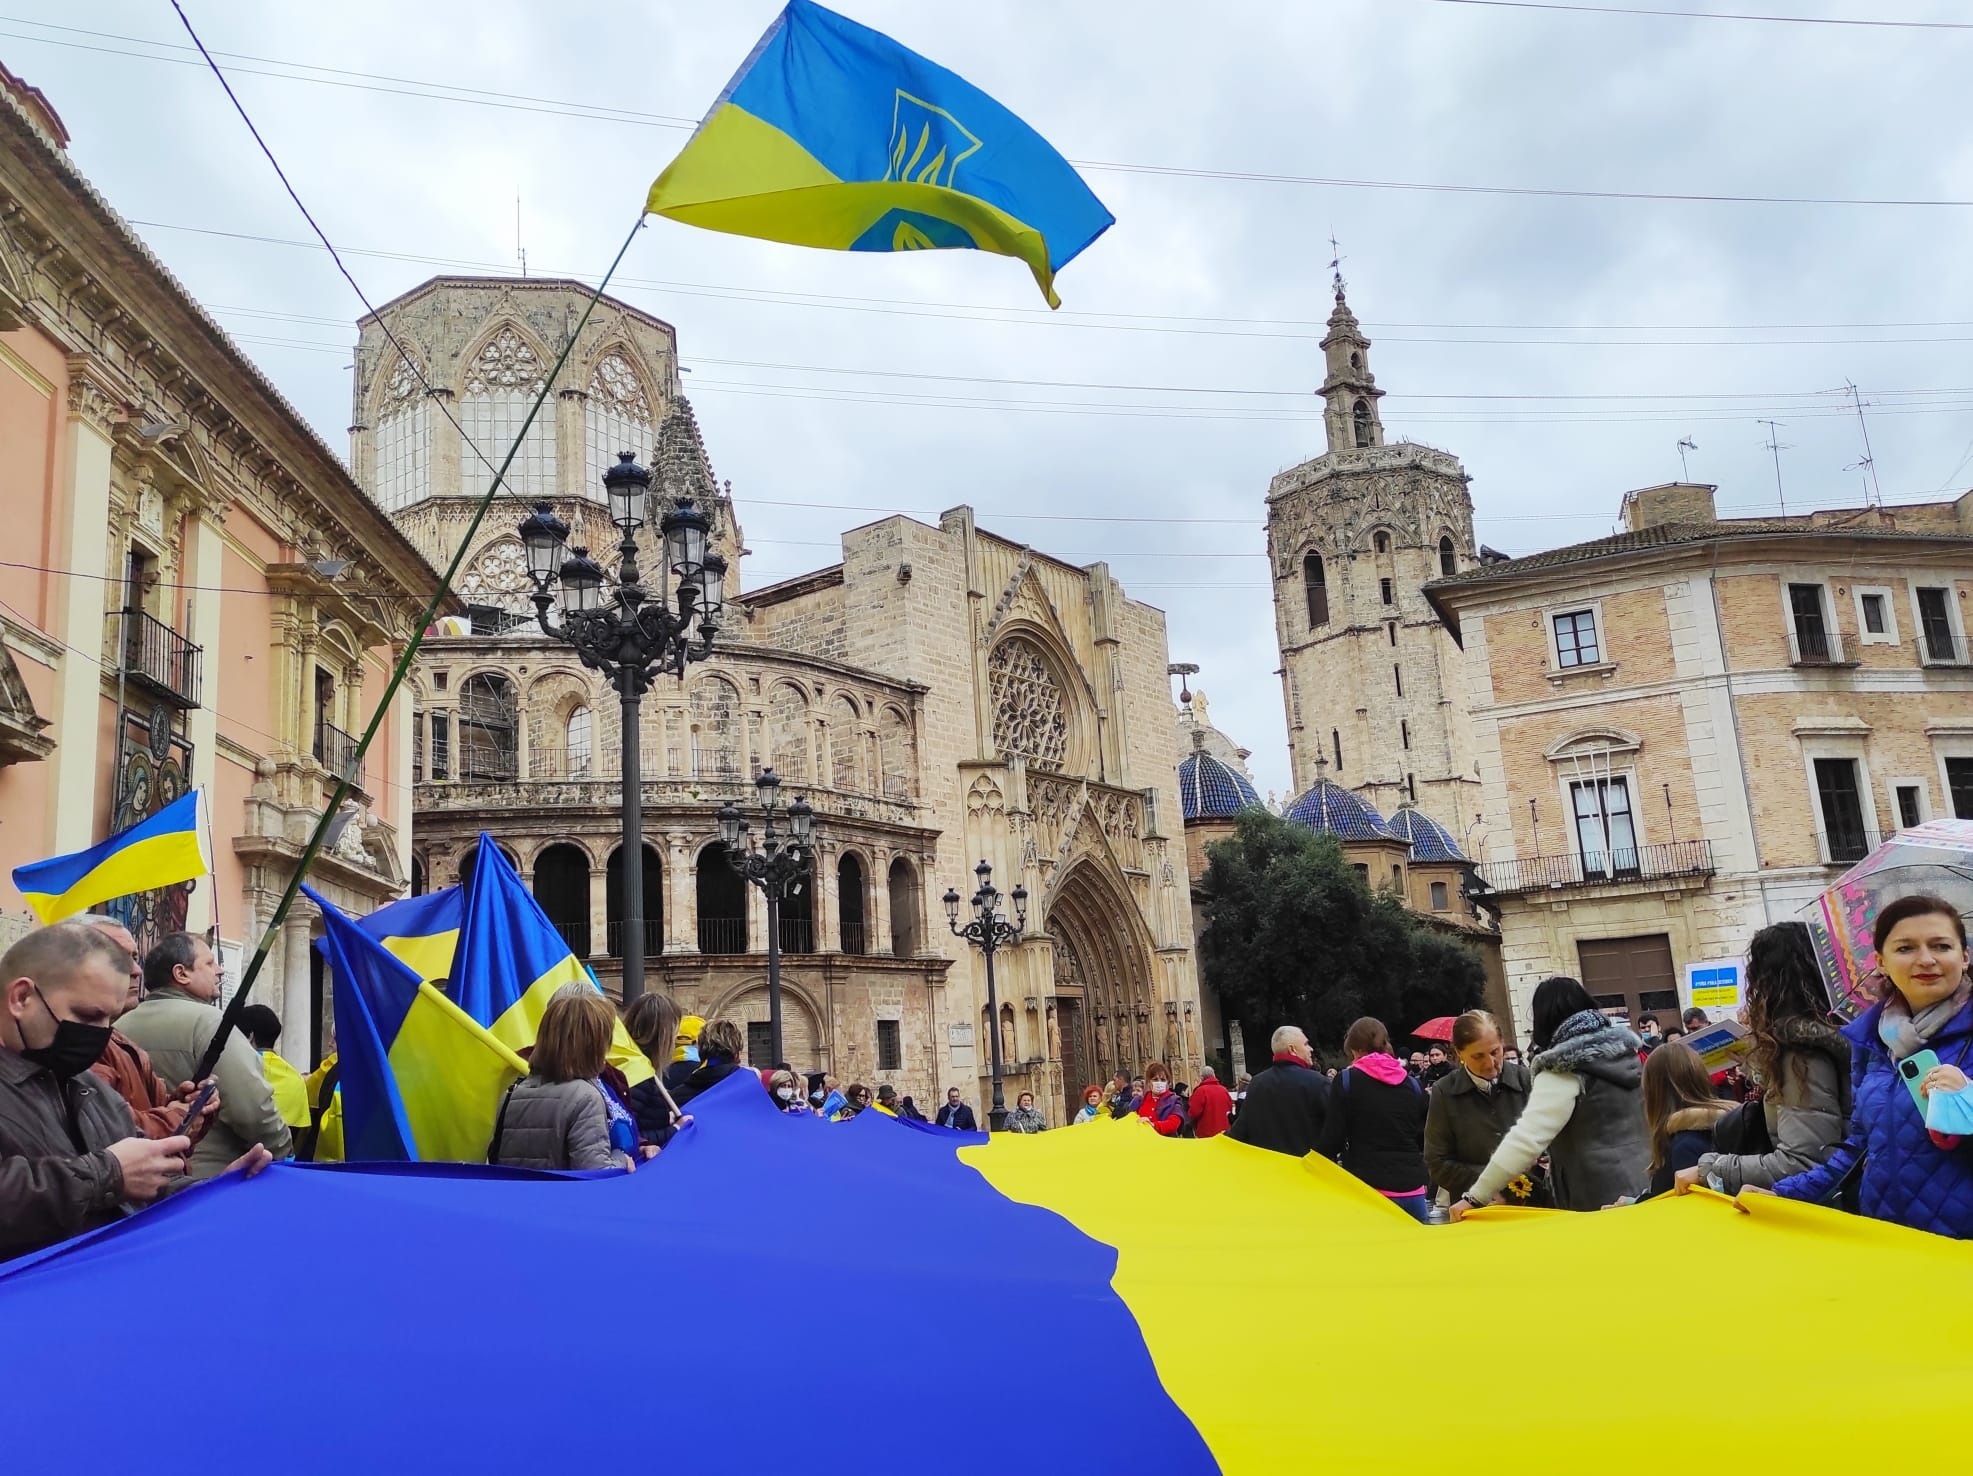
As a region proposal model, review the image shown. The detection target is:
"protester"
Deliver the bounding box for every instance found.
[1188,1067,1233,1139]
[1006,1091,1047,1133]
[1682,1007,1711,1035]
[1106,1070,1139,1120]
[121,932,291,1177]
[0,923,221,1259]
[1073,1084,1106,1124]
[663,1013,707,1093]
[672,1019,747,1109]
[834,1083,872,1120]
[1763,895,1973,1236]
[622,992,688,1143]
[1320,1018,1431,1221]
[1639,1041,1730,1197]
[76,914,213,1143]
[1406,1050,1428,1079]
[1450,977,1649,1217]
[1425,1009,1535,1207]
[817,1074,848,1119]
[1677,921,1849,1195]
[874,1084,900,1117]
[898,1094,927,1123]
[767,1068,808,1115]
[1421,1045,1453,1087]
[236,1003,311,1135]
[1136,1062,1187,1136]
[1229,1025,1328,1157]
[488,987,630,1171]
[936,1086,979,1131]
[1503,1047,1522,1066]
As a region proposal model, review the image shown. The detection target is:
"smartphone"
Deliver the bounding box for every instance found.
[1898,1049,1942,1113]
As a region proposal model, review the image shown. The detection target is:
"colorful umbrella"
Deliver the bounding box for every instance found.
[1411,1016,1457,1042]
[1800,819,1973,1019]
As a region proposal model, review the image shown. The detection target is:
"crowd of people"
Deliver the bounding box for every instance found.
[3,887,1969,1261]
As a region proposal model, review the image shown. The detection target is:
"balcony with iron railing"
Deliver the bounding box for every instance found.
[119,607,202,709]
[698,916,748,955]
[839,920,867,956]
[1475,839,1715,897]
[604,919,660,958]
[313,718,365,795]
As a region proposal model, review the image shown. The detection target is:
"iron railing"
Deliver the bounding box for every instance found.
[313,718,364,793]
[604,919,661,958]
[1476,839,1714,896]
[120,607,202,708]
[699,916,748,955]
[549,919,592,958]
[840,920,868,956]
[779,916,815,954]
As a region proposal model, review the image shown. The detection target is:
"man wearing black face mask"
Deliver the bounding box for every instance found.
[0,922,194,1259]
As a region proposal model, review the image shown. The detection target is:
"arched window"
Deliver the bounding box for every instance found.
[1439,535,1457,578]
[691,677,741,781]
[372,355,428,513]
[457,844,519,888]
[606,844,662,959]
[988,636,1069,771]
[768,683,810,783]
[888,856,921,957]
[461,326,555,497]
[1303,553,1329,628]
[697,843,748,954]
[838,853,867,955]
[1373,530,1391,555]
[1352,397,1373,448]
[780,863,815,954]
[1332,728,1344,772]
[583,350,654,491]
[458,673,518,779]
[410,855,427,897]
[533,844,592,958]
[566,705,592,778]
[878,707,916,800]
[829,694,862,791]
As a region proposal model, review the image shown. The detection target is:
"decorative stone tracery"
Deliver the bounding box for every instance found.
[464,327,547,395]
[988,635,1068,772]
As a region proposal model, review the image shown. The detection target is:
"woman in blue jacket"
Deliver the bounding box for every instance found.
[1766,894,1973,1237]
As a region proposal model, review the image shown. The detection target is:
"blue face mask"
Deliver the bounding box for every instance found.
[680,1044,700,1064]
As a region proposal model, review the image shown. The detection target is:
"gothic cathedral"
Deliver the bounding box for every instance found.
[1265,281,1482,844]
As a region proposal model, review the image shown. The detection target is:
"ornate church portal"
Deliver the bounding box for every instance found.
[1045,858,1158,1106]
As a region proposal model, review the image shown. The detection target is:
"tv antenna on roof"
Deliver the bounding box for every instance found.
[1676,436,1697,481]
[516,194,527,278]
[1844,380,1881,505]
[1758,420,1793,516]
[1327,231,1346,296]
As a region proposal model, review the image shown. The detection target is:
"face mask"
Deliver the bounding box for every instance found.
[18,986,113,1080]
[680,1045,700,1064]
[1151,1081,1168,1094]
[775,1086,795,1102]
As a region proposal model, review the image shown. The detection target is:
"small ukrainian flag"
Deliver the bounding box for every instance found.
[647,0,1114,307]
[11,789,211,924]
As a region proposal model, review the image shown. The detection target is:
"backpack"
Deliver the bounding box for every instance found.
[1712,1098,1773,1157]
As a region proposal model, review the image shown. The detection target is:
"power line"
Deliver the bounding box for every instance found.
[1419,0,1973,29]
[8,16,1971,208]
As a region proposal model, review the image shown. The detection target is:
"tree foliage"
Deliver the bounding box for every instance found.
[1198,809,1486,1060]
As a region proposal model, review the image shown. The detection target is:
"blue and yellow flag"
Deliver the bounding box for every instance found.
[11,788,210,924]
[646,0,1113,307]
[354,886,462,989]
[307,885,527,1163]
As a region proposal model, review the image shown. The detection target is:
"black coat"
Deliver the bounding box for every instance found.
[1424,1063,1532,1201]
[627,1077,681,1145]
[1227,1058,1328,1158]
[936,1101,979,1132]
[1320,1064,1429,1194]
[671,1056,744,1109]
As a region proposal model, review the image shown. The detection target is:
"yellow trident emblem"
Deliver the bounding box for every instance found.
[886,91,982,190]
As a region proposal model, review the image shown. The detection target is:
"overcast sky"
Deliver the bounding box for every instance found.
[10,1,1973,799]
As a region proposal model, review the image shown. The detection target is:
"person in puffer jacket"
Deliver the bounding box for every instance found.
[1765,895,1973,1238]
[488,988,629,1172]
[1451,977,1650,1216]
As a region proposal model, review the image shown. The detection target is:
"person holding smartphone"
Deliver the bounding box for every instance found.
[1759,894,1973,1237]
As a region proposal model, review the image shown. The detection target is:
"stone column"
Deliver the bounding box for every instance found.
[48,362,120,851]
[587,862,609,962]
[871,849,894,957]
[280,909,314,1067]
[666,833,697,954]
[812,841,838,953]
[746,874,767,954]
[182,503,226,934]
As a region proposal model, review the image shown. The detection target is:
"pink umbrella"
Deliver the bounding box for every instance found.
[1411,1016,1457,1042]
[1801,819,1973,1019]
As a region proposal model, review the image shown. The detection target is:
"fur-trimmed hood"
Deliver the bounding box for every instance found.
[1531,1009,1643,1085]
[1764,1013,1850,1070]
[1664,1103,1730,1134]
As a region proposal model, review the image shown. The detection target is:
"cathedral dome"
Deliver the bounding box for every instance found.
[1179,749,1262,821]
[1387,804,1467,863]
[1283,779,1399,842]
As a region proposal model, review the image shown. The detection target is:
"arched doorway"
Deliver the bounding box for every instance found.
[1044,859,1156,1111]
[698,842,748,954]
[533,844,592,958]
[887,856,921,957]
[837,853,867,955]
[605,844,661,958]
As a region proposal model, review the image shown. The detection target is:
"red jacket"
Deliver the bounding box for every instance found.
[1188,1078,1233,1138]
[1137,1088,1186,1136]
[87,1029,184,1140]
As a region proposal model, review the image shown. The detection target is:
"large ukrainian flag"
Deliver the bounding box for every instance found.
[647,0,1113,307]
[11,789,210,924]
[306,886,527,1163]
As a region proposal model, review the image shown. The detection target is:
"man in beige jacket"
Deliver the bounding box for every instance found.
[120,933,291,1178]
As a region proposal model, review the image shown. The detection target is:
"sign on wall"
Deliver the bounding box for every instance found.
[1683,959,1745,1023]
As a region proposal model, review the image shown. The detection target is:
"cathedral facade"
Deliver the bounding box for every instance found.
[349,277,1202,1120]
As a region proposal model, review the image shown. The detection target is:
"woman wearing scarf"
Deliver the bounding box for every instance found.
[1005,1090,1047,1133]
[1135,1062,1187,1136]
[1319,1017,1432,1221]
[1072,1084,1106,1124]
[1424,1009,1534,1206]
[1761,895,1973,1237]
[1450,978,1650,1217]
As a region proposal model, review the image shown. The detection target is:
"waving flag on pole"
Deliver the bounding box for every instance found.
[646,0,1113,307]
[11,788,211,923]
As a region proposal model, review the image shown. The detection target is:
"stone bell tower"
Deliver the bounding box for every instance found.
[1264,274,1482,843]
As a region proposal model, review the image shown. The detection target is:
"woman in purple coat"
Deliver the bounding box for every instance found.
[1765,894,1973,1238]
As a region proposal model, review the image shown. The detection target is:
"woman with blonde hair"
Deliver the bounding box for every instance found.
[1424,1010,1536,1207]
[489,987,631,1172]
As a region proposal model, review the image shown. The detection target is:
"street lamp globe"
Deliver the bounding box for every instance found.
[517,503,569,585]
[942,887,962,926]
[716,801,744,850]
[661,496,710,584]
[602,451,650,532]
[1011,883,1029,927]
[754,767,782,806]
[787,795,814,846]
[696,551,728,627]
[558,547,605,613]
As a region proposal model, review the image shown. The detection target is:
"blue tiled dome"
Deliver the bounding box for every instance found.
[1178,750,1262,820]
[1387,805,1468,863]
[1283,779,1399,841]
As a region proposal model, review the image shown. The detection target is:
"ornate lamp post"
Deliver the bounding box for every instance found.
[716,768,813,1065]
[943,860,1027,1132]
[519,451,727,1003]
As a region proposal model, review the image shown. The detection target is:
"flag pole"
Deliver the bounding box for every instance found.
[190,214,649,1085]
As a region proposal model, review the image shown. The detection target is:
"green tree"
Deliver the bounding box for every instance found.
[1198,809,1485,1060]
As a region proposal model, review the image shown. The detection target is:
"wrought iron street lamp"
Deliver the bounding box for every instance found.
[520,451,725,1002]
[716,767,813,1065]
[943,859,1027,1132]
